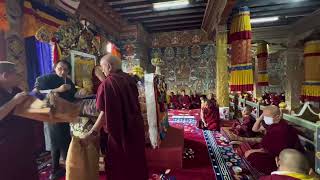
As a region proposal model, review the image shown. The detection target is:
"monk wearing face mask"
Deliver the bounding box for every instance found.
[244,105,304,175]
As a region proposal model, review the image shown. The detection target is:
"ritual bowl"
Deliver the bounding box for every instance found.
[232,166,242,175]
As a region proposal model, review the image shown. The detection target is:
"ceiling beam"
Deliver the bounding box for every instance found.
[236,0,319,7]
[148,23,202,31]
[141,14,203,23]
[109,0,206,8]
[145,19,203,28]
[119,3,206,16]
[150,26,200,33]
[248,1,320,13]
[219,0,237,24]
[127,9,205,21]
[143,16,203,25]
[250,6,318,18]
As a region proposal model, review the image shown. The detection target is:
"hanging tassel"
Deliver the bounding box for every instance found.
[51,37,61,64]
[0,0,9,31]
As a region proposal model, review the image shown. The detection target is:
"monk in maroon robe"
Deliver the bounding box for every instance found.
[190,91,201,109]
[231,106,257,137]
[0,61,38,180]
[245,106,304,175]
[180,90,191,109]
[259,149,315,180]
[169,92,179,109]
[81,55,148,180]
[199,97,220,131]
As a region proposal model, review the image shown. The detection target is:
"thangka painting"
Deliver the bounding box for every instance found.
[70,50,96,91]
[149,44,216,94]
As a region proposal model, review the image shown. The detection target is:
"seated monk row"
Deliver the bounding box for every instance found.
[168,90,213,110]
[244,105,305,175]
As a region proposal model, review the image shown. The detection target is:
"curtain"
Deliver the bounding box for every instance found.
[25,36,53,89]
[36,40,53,75]
[25,36,53,152]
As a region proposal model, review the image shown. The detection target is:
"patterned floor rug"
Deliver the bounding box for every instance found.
[170,116,258,180]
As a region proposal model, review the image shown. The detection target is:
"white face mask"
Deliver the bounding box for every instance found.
[264,116,274,125]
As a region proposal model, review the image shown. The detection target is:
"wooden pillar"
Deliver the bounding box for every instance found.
[283,48,304,110]
[215,26,229,107]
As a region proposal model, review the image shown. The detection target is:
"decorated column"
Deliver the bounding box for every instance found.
[301,40,320,102]
[256,42,269,86]
[215,26,229,107]
[5,0,28,90]
[229,6,254,92]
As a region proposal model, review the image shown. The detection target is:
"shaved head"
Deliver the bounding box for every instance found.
[263,105,281,123]
[100,54,122,76]
[277,149,309,174]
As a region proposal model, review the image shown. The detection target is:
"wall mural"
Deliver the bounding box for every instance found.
[264,51,286,94]
[149,30,215,94]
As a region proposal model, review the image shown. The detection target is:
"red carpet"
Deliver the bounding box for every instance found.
[39,110,216,180]
[162,118,216,180]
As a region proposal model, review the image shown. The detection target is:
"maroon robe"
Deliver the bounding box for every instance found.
[247,120,304,175]
[180,95,191,109]
[169,95,180,109]
[259,174,300,180]
[231,115,257,137]
[0,87,38,180]
[202,100,220,131]
[96,71,148,180]
[92,66,101,94]
[190,95,201,109]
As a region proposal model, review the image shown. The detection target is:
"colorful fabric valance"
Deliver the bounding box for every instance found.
[22,0,68,38]
[229,6,253,92]
[301,40,320,101]
[0,0,9,31]
[256,42,269,86]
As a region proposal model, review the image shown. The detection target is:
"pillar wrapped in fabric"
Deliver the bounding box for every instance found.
[229,6,253,92]
[256,42,269,86]
[301,40,320,101]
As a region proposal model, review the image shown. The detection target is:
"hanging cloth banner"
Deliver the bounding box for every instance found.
[256,42,269,86]
[301,40,320,102]
[22,0,68,38]
[229,6,253,92]
[0,0,9,31]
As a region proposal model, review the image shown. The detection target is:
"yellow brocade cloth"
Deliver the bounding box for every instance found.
[272,171,317,180]
[66,137,99,180]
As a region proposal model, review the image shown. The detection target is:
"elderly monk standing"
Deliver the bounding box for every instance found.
[81,54,148,180]
[260,149,316,180]
[245,105,304,175]
[0,61,38,180]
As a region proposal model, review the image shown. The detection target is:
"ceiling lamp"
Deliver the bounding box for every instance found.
[153,0,189,11]
[250,16,279,24]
